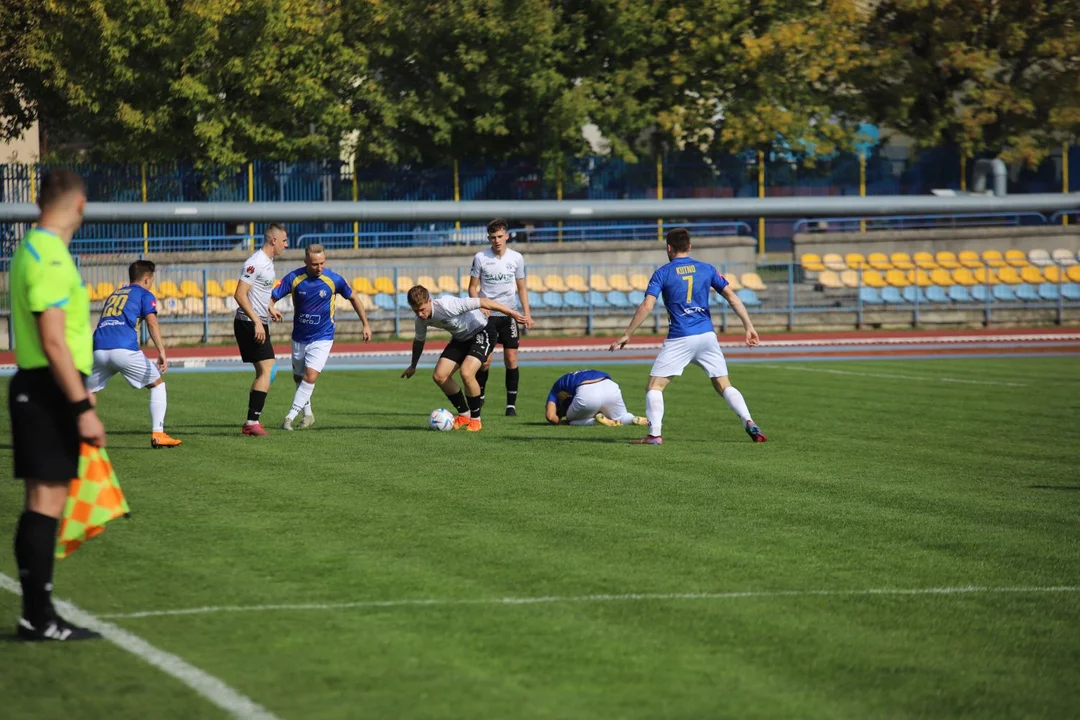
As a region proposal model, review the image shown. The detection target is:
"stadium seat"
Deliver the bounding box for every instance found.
[952,268,977,286]
[628,290,646,306]
[890,252,915,270]
[159,297,179,315]
[182,297,204,315]
[845,252,867,270]
[396,292,408,307]
[971,285,991,303]
[1069,265,1080,283]
[958,250,983,269]
[526,275,547,292]
[460,273,471,291]
[1020,266,1044,284]
[1038,283,1059,300]
[86,285,100,302]
[839,270,860,289]
[157,281,179,299]
[910,269,933,287]
[563,291,588,309]
[416,275,438,291]
[741,272,767,291]
[736,289,762,306]
[724,273,743,290]
[800,253,826,272]
[992,284,1017,302]
[1044,266,1065,283]
[590,274,612,292]
[95,282,116,299]
[885,269,910,287]
[881,287,904,304]
[541,291,564,308]
[206,279,226,298]
[224,296,238,313]
[1016,283,1039,301]
[355,294,374,311]
[858,287,883,305]
[1028,249,1052,266]
[1061,283,1080,301]
[818,270,843,289]
[397,276,415,293]
[913,251,937,270]
[608,274,633,292]
[862,270,887,288]
[1051,249,1078,266]
[823,253,846,271]
[207,296,228,315]
[353,277,376,295]
[926,286,949,303]
[528,291,545,309]
[565,274,590,293]
[935,251,961,269]
[545,275,569,292]
[629,274,650,291]
[437,275,460,294]
[929,268,954,286]
[947,286,974,302]
[973,267,998,285]
[588,290,609,307]
[374,293,395,311]
[374,276,395,295]
[997,267,1022,285]
[179,280,202,298]
[902,286,927,304]
[982,249,1006,268]
[867,252,891,271]
[223,279,239,297]
[1005,249,1028,267]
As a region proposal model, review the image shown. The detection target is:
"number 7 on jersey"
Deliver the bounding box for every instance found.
[681,275,693,302]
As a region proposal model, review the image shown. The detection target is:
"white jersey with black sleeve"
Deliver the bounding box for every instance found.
[414,297,488,342]
[236,249,276,323]
[470,247,525,317]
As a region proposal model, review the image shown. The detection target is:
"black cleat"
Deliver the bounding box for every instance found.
[17,616,102,642]
[505,406,518,417]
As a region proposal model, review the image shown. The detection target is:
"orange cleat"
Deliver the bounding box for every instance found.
[466,418,483,432]
[453,414,472,430]
[241,423,269,437]
[151,432,182,449]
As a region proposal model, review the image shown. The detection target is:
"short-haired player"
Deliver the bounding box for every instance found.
[610,227,766,445]
[401,285,525,432]
[88,260,181,448]
[544,369,648,427]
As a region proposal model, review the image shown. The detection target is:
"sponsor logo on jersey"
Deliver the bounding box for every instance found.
[246,265,255,274]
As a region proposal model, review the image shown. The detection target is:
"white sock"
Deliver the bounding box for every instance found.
[614,411,637,424]
[645,390,664,437]
[295,380,314,416]
[287,381,315,421]
[722,386,753,425]
[569,417,596,426]
[149,383,167,432]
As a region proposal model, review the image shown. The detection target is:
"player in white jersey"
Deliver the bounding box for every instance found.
[233,223,288,437]
[469,218,533,416]
[401,285,525,432]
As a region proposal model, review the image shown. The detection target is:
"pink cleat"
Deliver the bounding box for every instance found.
[242,423,269,437]
[630,435,663,445]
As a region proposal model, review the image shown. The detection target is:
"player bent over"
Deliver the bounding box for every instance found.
[545,369,648,427]
[269,244,371,430]
[401,285,524,432]
[611,227,766,445]
[89,260,181,448]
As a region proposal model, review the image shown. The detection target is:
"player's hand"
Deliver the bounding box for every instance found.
[745,328,760,347]
[78,410,107,448]
[510,310,526,324]
[157,355,168,374]
[609,335,629,352]
[401,365,416,379]
[522,314,534,330]
[253,322,267,344]
[481,308,491,318]
[269,307,283,323]
[362,324,372,343]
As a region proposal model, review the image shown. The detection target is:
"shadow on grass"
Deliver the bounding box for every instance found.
[1029,485,1080,491]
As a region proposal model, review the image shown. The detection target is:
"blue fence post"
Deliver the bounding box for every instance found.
[586,264,594,335]
[201,268,210,342]
[856,270,863,330]
[913,277,920,328]
[393,267,400,337]
[787,262,794,331]
[983,272,992,327]
[1058,264,1064,326]
[720,263,728,333]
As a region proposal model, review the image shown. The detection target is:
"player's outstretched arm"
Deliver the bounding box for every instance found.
[145,313,168,373]
[234,280,266,342]
[610,294,657,351]
[478,298,524,323]
[720,286,760,347]
[349,295,372,342]
[402,339,424,378]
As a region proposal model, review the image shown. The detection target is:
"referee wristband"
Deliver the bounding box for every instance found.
[71,398,94,416]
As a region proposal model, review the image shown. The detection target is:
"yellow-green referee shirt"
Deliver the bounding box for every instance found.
[9,228,93,375]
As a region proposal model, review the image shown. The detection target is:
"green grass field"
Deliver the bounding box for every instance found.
[1,357,1078,719]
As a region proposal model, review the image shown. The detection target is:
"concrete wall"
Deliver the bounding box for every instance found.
[793,226,1080,258]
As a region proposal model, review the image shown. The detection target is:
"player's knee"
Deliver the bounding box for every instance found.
[432,370,449,385]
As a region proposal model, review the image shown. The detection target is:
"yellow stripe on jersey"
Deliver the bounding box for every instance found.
[319,274,337,322]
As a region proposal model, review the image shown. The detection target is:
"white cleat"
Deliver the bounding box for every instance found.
[297,413,315,429]
[281,417,294,431]
[594,412,622,427]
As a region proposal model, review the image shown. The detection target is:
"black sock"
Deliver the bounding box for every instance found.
[445,389,469,415]
[467,393,484,419]
[14,511,59,624]
[476,368,489,400]
[506,367,520,407]
[247,390,267,423]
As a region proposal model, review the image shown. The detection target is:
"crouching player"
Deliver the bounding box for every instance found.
[401,285,524,432]
[545,370,648,427]
[88,260,181,448]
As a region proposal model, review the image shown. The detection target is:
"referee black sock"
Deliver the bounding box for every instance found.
[445,389,469,416]
[14,511,59,624]
[466,393,484,419]
[247,390,267,423]
[506,367,520,408]
[476,368,489,400]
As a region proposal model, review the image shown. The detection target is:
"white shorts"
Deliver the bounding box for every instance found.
[566,379,636,424]
[292,340,334,375]
[88,348,161,392]
[650,332,729,379]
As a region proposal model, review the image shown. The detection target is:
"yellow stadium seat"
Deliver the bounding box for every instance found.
[545,274,569,292]
[352,277,376,295]
[95,282,116,299]
[590,274,612,292]
[800,253,826,272]
[374,276,395,295]
[204,279,221,298]
[890,252,915,270]
[930,268,954,286]
[997,267,1022,285]
[460,273,472,291]
[223,279,239,296]
[526,275,547,292]
[608,274,633,292]
[157,281,180,299]
[86,285,100,301]
[909,269,933,287]
[565,274,589,292]
[1020,266,1044,284]
[818,271,843,289]
[629,274,649,291]
[179,280,201,298]
[1069,265,1080,283]
[958,250,982,269]
[973,267,998,285]
[867,253,891,271]
[839,270,860,289]
[1044,266,1065,283]
[913,251,937,270]
[822,253,846,271]
[845,253,867,270]
[725,273,743,290]
[982,250,1006,268]
[741,272,767,291]
[935,251,960,269]
[862,270,886,288]
[416,275,437,291]
[952,268,977,286]
[437,275,460,294]
[1005,249,1028,267]
[397,276,415,293]
[886,269,910,287]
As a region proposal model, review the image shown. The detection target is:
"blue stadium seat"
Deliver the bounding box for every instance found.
[563,291,588,309]
[881,287,904,304]
[1038,283,1059,300]
[1062,283,1080,301]
[709,289,723,305]
[925,286,949,303]
[528,290,544,309]
[374,293,395,311]
[992,285,1016,302]
[948,286,973,302]
[588,290,609,308]
[1016,283,1040,301]
[901,286,927,304]
[542,291,564,308]
[628,290,645,306]
[971,285,990,302]
[736,289,762,306]
[858,287,884,305]
[396,292,408,307]
[608,290,631,308]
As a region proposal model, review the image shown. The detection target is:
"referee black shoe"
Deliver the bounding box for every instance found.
[17,616,102,642]
[505,406,517,417]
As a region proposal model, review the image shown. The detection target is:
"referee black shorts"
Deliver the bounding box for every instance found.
[486,315,520,349]
[234,317,275,364]
[440,326,496,366]
[9,369,81,483]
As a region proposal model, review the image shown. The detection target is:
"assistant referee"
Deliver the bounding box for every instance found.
[9,169,106,642]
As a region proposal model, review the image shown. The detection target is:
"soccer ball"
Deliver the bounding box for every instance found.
[429,408,455,432]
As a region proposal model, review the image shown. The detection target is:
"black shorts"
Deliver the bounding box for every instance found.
[440,326,496,366]
[9,369,81,483]
[234,317,275,364]
[487,315,520,349]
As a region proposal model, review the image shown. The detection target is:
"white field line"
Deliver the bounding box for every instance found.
[0,573,280,720]
[97,585,1080,621]
[760,364,1028,386]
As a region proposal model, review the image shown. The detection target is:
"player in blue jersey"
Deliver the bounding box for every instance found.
[544,369,648,427]
[610,228,766,445]
[269,244,371,430]
[88,260,182,448]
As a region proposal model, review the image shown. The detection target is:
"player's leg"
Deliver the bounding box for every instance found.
[113,349,177,447]
[565,383,601,426]
[600,380,646,426]
[283,341,320,429]
[502,317,521,415]
[237,319,274,435]
[459,355,486,430]
[696,334,766,442]
[633,338,692,444]
[432,351,471,428]
[476,317,497,400]
[86,349,117,400]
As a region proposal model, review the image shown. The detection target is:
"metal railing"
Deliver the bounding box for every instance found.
[792,212,1048,235]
